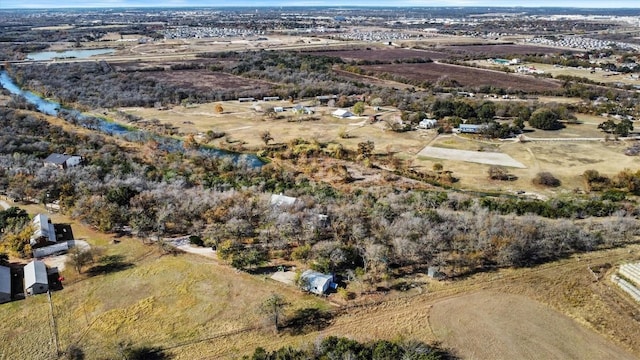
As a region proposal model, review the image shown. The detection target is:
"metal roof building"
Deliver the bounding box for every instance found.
[24,260,48,296]
[0,265,11,303]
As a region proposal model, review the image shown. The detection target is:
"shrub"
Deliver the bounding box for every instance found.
[533,172,561,187]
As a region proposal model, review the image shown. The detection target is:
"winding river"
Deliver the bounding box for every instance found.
[0,70,263,167]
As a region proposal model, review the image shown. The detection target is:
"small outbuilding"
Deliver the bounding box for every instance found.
[332,109,354,118]
[0,265,11,303]
[300,270,334,295]
[24,260,49,296]
[270,193,297,208]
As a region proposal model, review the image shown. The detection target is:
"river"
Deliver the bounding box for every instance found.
[0,70,263,167]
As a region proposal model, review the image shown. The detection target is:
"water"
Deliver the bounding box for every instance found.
[26,48,115,61]
[0,70,264,167]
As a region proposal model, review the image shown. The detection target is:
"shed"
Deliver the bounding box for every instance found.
[30,214,57,247]
[300,270,334,295]
[24,260,48,295]
[270,193,297,208]
[238,97,255,102]
[263,96,280,101]
[332,109,354,118]
[0,265,10,303]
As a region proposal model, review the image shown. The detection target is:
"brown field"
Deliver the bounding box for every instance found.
[430,291,637,360]
[303,47,448,61]
[442,43,571,56]
[360,62,563,92]
[144,69,276,94]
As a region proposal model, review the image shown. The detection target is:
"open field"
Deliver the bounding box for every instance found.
[430,291,637,360]
[360,62,563,92]
[442,43,571,56]
[418,146,526,168]
[303,47,449,61]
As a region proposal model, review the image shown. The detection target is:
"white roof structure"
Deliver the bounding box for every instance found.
[24,260,48,294]
[270,193,297,208]
[30,214,57,245]
[332,109,354,118]
[0,265,10,303]
[33,242,69,258]
[300,270,333,295]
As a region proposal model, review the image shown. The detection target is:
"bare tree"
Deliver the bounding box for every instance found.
[260,293,289,332]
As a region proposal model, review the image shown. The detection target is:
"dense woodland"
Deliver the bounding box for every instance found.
[1,98,639,283]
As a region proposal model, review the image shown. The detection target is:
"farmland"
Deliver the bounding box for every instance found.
[359,62,564,92]
[303,47,449,61]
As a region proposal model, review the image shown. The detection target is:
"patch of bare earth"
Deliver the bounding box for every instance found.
[430,290,637,360]
[361,62,562,92]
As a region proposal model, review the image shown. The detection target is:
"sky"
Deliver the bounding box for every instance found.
[0,0,639,9]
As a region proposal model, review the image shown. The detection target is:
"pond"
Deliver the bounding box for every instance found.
[26,48,116,61]
[0,70,264,168]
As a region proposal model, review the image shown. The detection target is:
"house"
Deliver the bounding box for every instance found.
[459,124,488,134]
[0,265,10,303]
[263,96,280,101]
[30,214,57,247]
[270,193,297,208]
[418,119,438,129]
[332,109,354,118]
[238,97,255,102]
[273,106,284,113]
[43,153,82,169]
[300,270,334,295]
[292,104,314,115]
[24,260,48,296]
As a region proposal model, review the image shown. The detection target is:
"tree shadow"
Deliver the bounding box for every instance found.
[283,307,334,335]
[87,254,133,276]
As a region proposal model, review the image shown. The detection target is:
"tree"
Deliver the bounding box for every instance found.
[214,104,224,114]
[477,101,496,122]
[598,119,617,133]
[615,119,633,137]
[529,108,564,130]
[260,293,289,332]
[488,166,512,181]
[66,247,95,274]
[260,131,273,145]
[352,101,365,116]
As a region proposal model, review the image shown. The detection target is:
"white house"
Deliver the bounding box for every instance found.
[43,153,82,169]
[30,214,57,247]
[24,260,48,296]
[0,265,10,303]
[418,119,438,129]
[300,270,334,295]
[332,109,354,118]
[270,193,297,208]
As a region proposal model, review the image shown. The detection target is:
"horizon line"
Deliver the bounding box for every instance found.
[2,5,640,10]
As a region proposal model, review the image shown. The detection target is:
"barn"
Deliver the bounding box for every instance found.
[300,270,334,295]
[24,260,49,296]
[30,213,57,247]
[0,265,11,303]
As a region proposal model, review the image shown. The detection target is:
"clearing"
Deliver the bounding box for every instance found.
[418,146,526,168]
[430,291,637,360]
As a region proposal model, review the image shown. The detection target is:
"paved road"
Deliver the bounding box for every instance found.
[0,200,10,210]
